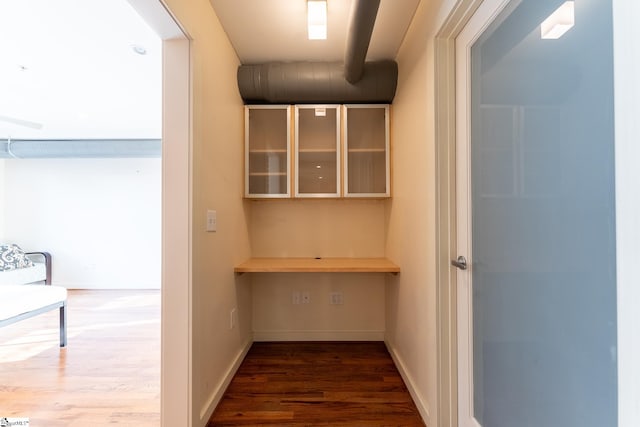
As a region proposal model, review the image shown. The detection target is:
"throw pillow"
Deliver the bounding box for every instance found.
[0,244,35,271]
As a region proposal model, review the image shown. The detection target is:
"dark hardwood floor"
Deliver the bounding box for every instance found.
[208,341,425,426]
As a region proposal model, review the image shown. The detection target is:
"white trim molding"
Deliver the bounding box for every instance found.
[253,330,385,342]
[613,1,640,426]
[199,337,253,423]
[385,340,431,425]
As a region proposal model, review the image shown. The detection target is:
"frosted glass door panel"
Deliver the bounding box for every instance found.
[295,106,340,197]
[246,106,290,197]
[344,105,390,197]
[470,1,617,426]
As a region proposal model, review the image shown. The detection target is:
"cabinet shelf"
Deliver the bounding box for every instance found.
[299,148,337,153]
[234,257,400,274]
[348,148,386,153]
[249,149,287,154]
[249,172,287,177]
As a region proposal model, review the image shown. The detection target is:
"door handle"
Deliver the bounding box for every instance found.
[451,255,468,270]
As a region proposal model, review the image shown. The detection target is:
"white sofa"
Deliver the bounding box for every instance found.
[0,250,67,347]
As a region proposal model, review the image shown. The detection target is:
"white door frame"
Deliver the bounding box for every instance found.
[126,1,192,425]
[454,1,511,425]
[611,1,640,425]
[435,2,485,426]
[436,1,640,427]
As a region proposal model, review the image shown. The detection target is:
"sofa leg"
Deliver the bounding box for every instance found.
[60,302,67,348]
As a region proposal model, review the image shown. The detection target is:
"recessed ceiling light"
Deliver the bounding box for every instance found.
[308,0,327,40]
[131,44,147,55]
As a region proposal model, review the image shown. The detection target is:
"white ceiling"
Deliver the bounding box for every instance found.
[0,0,161,140]
[209,0,421,64]
[0,0,419,141]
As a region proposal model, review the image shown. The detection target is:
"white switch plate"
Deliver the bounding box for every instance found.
[206,210,217,232]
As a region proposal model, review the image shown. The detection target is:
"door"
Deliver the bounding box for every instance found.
[455,1,617,426]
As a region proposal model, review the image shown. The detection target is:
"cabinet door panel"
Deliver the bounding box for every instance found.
[344,105,390,197]
[295,106,340,197]
[245,106,291,198]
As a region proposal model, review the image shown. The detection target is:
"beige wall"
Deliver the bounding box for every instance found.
[160,0,251,425]
[250,199,386,340]
[385,0,452,424]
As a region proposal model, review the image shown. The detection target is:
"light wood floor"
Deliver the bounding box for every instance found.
[0,290,160,426]
[209,342,425,426]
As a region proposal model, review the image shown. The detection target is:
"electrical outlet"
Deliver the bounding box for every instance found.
[302,292,310,304]
[292,292,301,305]
[206,210,217,232]
[330,292,343,305]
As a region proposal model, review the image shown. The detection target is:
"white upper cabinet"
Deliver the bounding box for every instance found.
[245,105,291,198]
[343,105,390,198]
[295,105,341,198]
[245,104,390,199]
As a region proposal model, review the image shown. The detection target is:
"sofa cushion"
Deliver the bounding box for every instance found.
[0,284,67,322]
[0,263,47,286]
[0,244,35,271]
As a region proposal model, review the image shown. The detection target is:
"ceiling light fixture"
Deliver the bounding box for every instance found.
[131,44,147,55]
[308,0,327,40]
[541,1,574,40]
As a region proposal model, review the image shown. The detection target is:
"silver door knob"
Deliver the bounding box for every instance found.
[451,255,467,270]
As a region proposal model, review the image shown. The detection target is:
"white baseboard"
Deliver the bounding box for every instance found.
[254,329,385,342]
[385,340,431,425]
[58,283,161,290]
[199,336,253,423]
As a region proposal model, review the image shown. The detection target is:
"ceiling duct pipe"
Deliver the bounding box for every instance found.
[0,139,161,158]
[237,60,397,104]
[344,0,381,84]
[236,0,396,104]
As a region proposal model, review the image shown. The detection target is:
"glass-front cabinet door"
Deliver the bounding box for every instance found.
[343,104,390,197]
[295,105,341,197]
[245,105,290,198]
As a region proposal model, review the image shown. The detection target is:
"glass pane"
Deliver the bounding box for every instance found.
[248,108,288,195]
[346,107,387,194]
[470,1,617,426]
[297,107,338,195]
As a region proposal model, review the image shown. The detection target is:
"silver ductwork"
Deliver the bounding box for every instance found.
[344,0,381,84]
[237,60,397,104]
[0,139,161,158]
[237,0,395,104]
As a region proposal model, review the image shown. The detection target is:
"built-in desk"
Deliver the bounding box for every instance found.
[234,257,400,274]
